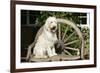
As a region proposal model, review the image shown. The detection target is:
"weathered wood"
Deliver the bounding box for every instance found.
[29,54,80,62]
[58,23,61,40]
[57,19,84,59]
[63,49,72,56]
[64,40,79,46]
[62,26,68,40]
[64,31,75,43]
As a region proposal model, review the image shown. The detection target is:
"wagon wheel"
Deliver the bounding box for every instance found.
[56,19,84,59]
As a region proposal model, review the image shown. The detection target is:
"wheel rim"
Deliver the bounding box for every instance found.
[57,18,84,59]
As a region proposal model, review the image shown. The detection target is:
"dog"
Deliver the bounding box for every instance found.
[32,17,58,58]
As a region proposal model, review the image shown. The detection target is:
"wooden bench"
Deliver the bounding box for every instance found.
[29,54,80,62]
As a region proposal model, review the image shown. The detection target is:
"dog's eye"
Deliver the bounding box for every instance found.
[50,21,57,24]
[50,21,53,24]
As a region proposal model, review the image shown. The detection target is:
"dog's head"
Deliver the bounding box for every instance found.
[44,17,57,33]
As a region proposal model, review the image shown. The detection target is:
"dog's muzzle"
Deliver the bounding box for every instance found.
[51,26,57,33]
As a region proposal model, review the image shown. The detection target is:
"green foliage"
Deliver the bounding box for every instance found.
[81,27,90,56]
[35,11,80,26]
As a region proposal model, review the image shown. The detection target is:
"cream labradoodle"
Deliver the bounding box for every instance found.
[33,17,58,58]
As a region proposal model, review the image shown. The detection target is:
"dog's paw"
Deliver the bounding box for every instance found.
[53,53,57,56]
[34,55,48,59]
[48,54,54,58]
[43,55,48,58]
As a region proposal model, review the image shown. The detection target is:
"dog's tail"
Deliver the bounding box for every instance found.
[26,42,35,61]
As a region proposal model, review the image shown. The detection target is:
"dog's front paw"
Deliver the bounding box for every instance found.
[53,53,57,56]
[48,54,54,58]
[43,55,48,58]
[34,55,48,59]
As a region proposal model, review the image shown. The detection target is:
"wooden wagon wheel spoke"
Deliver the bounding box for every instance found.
[65,47,79,51]
[64,39,79,46]
[64,31,76,43]
[62,26,68,41]
[64,47,80,55]
[63,49,72,56]
[58,23,61,40]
